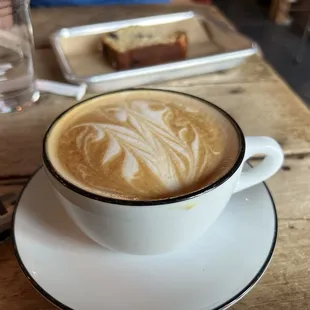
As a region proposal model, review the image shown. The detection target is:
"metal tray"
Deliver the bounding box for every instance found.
[50,11,258,93]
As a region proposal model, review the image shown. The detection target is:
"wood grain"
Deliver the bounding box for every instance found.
[231,220,310,310]
[1,4,310,310]
[153,79,310,154]
[1,157,310,310]
[1,52,310,177]
[0,240,54,310]
[267,156,310,220]
[0,93,76,178]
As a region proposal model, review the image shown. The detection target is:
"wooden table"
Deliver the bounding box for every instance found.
[1,4,310,310]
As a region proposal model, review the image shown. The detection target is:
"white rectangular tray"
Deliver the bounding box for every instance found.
[50,11,258,93]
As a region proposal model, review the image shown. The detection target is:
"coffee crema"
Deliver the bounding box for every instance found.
[46,90,240,200]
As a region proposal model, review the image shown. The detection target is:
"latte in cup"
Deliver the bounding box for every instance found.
[45,90,241,201]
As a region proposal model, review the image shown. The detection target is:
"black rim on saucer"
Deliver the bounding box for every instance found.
[42,88,246,206]
[12,167,278,310]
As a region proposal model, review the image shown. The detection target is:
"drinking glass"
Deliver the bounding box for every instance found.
[0,0,39,113]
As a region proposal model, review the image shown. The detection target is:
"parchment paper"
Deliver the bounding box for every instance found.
[58,14,252,78]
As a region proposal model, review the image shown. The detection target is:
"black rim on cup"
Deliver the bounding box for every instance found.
[42,88,246,206]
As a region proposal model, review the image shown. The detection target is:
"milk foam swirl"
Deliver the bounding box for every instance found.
[56,98,228,200]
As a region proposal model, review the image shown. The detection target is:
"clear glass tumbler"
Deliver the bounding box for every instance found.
[0,0,39,113]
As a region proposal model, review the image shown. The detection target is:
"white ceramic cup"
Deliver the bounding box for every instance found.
[43,89,284,255]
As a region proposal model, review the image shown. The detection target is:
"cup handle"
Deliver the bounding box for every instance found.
[233,136,284,193]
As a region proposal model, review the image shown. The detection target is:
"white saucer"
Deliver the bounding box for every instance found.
[13,166,277,310]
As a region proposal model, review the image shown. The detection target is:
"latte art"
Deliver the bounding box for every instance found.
[70,101,220,193]
[47,91,240,200]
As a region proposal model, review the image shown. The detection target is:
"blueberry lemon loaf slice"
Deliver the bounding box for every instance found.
[101,26,188,70]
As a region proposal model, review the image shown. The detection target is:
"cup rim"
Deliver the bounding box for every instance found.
[43,88,246,206]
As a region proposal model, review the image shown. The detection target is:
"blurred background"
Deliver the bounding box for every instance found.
[215,0,310,106]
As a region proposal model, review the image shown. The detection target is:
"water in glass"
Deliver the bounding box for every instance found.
[0,0,39,113]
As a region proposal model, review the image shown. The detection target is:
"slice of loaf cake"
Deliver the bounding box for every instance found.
[101,26,187,70]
